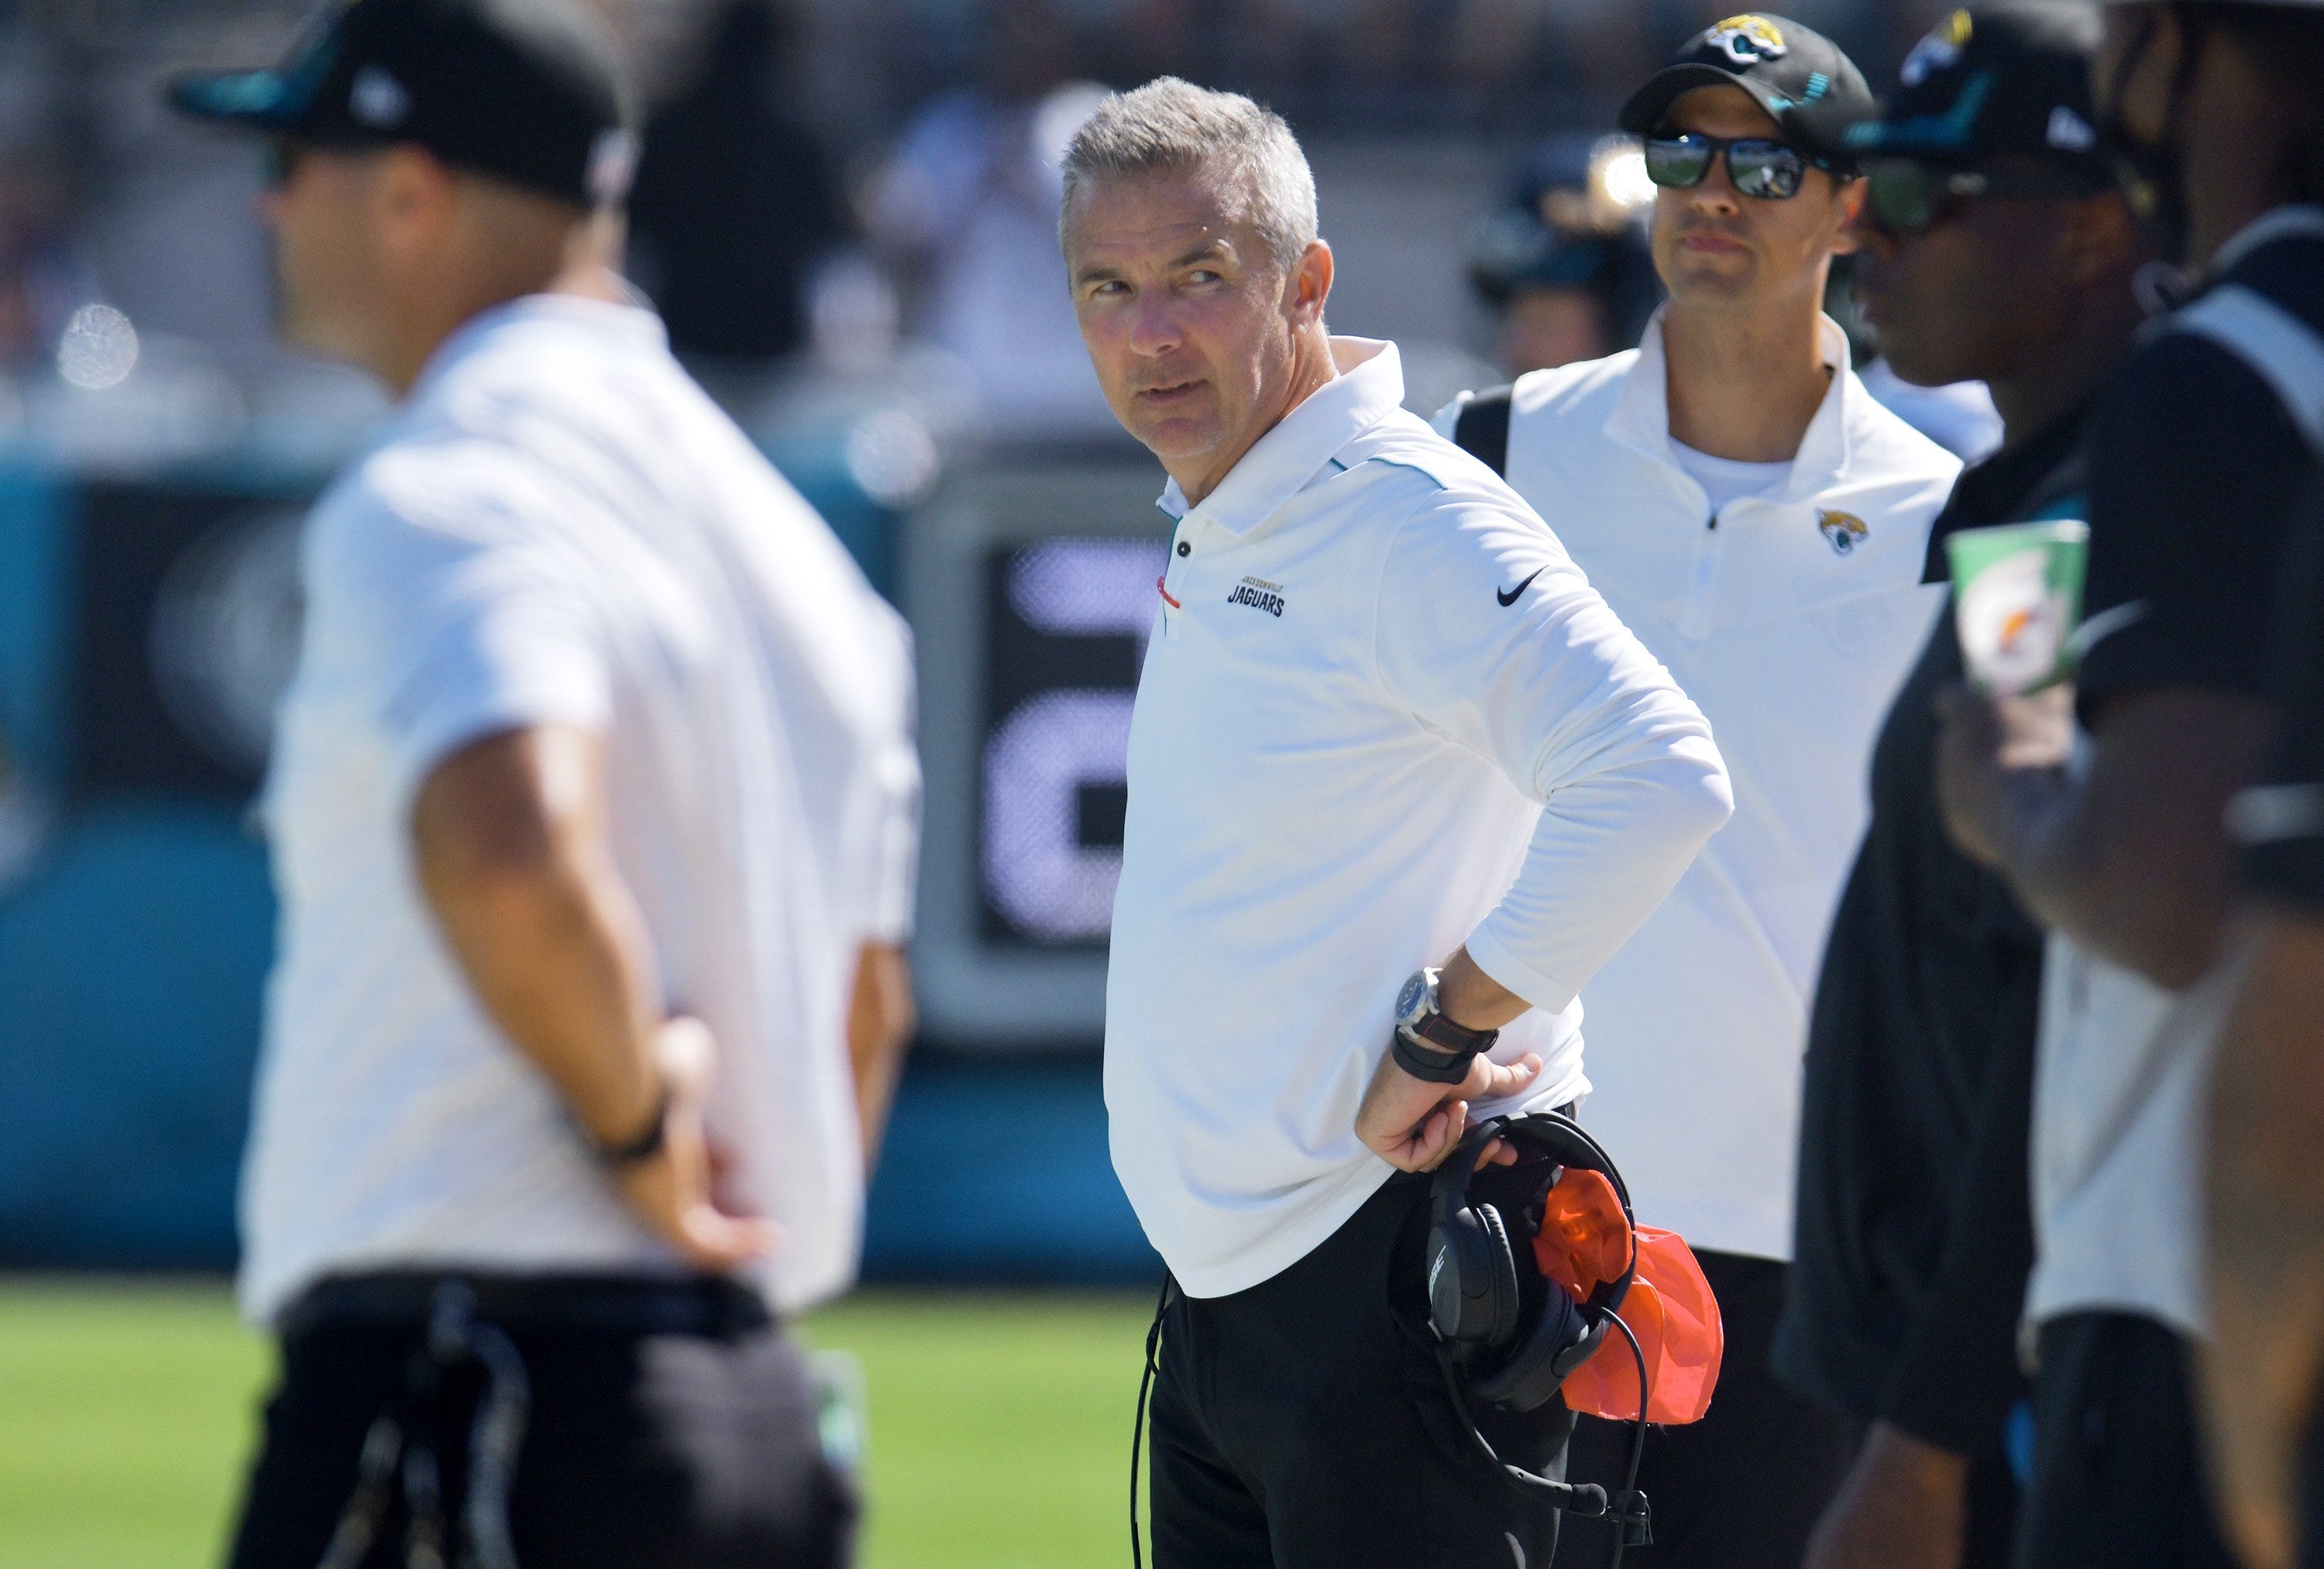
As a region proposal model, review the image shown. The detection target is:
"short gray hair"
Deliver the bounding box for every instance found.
[1058,77,1320,273]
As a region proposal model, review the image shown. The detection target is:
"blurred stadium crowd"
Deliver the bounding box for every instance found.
[0,0,1969,890]
[0,0,1963,411]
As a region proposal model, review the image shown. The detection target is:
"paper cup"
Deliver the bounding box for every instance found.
[1947,520,2090,696]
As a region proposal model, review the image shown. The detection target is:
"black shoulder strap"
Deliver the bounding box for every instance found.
[1452,385,1514,478]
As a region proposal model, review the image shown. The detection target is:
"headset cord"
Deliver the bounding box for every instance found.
[1129,1273,1174,1569]
[311,1282,532,1569]
[1433,1319,1655,1569]
[1604,1310,1653,1569]
[1432,1344,1610,1516]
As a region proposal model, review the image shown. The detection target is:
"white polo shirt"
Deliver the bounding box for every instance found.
[242,294,918,1324]
[2024,923,2215,1341]
[1442,312,1959,1260]
[1105,337,1732,1299]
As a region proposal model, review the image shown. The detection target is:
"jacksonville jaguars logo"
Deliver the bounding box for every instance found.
[1701,15,1789,65]
[1818,510,1868,556]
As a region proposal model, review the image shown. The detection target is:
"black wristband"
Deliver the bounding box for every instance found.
[590,1083,670,1169]
[1391,1028,1477,1085]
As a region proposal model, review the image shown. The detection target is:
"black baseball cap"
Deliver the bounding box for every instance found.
[1844,5,2109,177]
[1618,14,1877,166]
[167,0,638,208]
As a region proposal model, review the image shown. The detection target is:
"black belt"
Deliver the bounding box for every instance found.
[282,1269,772,1341]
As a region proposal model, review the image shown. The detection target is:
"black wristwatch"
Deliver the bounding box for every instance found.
[1390,967,1498,1084]
[586,1082,672,1169]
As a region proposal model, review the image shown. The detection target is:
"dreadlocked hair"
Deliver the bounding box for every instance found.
[2181,2,2324,204]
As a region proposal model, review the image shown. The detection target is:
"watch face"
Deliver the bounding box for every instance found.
[1395,971,1430,1024]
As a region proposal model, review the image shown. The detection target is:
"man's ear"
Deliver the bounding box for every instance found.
[2064,188,2146,285]
[1288,239,1333,327]
[1827,177,1866,256]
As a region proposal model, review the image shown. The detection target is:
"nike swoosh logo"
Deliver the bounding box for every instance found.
[1497,568,1545,607]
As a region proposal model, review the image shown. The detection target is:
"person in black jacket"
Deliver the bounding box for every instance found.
[1772,11,2144,1569]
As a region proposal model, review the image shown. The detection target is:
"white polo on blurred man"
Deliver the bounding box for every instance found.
[170,0,916,1562]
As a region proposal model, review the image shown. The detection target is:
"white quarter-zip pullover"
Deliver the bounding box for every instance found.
[1105,338,1732,1299]
[1442,312,1958,1259]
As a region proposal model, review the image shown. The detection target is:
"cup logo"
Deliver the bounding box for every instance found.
[1703,15,1789,64]
[1957,549,2068,695]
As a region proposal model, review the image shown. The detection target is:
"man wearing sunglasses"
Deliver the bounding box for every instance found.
[1769,9,2146,1569]
[1439,16,1961,1569]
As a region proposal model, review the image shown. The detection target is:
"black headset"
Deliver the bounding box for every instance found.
[1427,1111,1637,1413]
[1425,1111,1654,1560]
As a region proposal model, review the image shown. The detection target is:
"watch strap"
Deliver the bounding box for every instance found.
[590,1083,671,1169]
[1391,1028,1478,1085]
[1412,1009,1498,1056]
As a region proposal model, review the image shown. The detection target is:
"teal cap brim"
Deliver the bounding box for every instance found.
[169,69,305,127]
[167,35,338,132]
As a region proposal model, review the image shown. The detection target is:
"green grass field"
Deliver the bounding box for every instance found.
[0,1279,1154,1569]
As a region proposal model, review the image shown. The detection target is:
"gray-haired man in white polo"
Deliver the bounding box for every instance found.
[1062,78,1733,1567]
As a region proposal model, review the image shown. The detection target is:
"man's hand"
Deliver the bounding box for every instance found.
[1801,1422,1971,1569]
[1356,947,1543,1171]
[611,1018,779,1271]
[1355,1045,1545,1171]
[1933,684,2071,870]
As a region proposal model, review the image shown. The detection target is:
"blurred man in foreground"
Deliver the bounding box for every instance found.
[170,0,917,1561]
[1440,16,1960,1566]
[1934,2,2324,1564]
[1064,77,1731,1567]
[2183,10,2324,1568]
[1773,10,2144,1568]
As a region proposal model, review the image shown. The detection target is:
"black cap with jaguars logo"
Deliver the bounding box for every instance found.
[1844,5,2109,178]
[167,0,637,208]
[1618,14,1878,167]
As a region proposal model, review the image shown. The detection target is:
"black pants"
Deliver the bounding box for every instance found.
[2306,1412,2324,1569]
[1148,1174,1577,1568]
[227,1272,855,1569]
[1552,1251,1855,1569]
[1961,1445,2024,1569]
[2012,1311,2236,1569]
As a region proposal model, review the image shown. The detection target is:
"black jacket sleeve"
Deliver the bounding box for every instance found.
[1877,930,2041,1454]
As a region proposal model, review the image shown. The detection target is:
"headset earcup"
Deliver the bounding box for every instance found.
[1428,1203,1523,1344]
[1470,1291,1597,1413]
[1477,1203,1521,1344]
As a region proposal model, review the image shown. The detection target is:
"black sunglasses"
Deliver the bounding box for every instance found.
[1862,158,2112,233]
[1643,132,1847,201]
